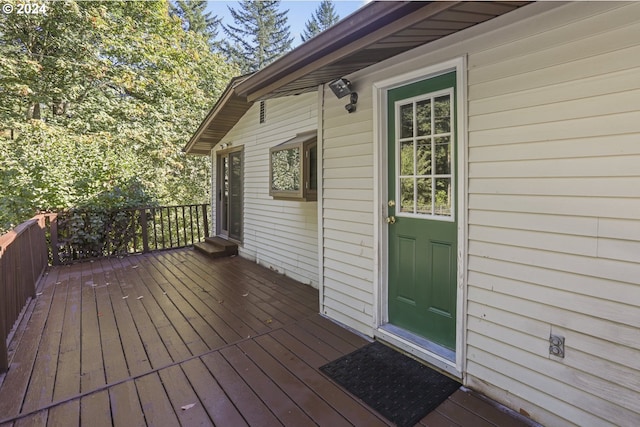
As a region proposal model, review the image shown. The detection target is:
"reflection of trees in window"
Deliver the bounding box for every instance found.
[271,147,300,191]
[397,92,452,217]
[434,96,450,133]
[435,178,451,216]
[269,131,316,200]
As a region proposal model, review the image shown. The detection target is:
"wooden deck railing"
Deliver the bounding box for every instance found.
[0,205,209,372]
[0,215,48,374]
[51,204,209,265]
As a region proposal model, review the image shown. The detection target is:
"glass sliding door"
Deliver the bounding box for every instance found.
[217,148,242,241]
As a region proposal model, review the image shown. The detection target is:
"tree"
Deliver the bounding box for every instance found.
[170,0,221,50]
[222,0,293,73]
[301,0,340,42]
[0,1,101,124]
[0,0,238,232]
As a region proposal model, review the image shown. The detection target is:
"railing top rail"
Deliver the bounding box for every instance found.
[53,203,207,214]
[0,218,40,256]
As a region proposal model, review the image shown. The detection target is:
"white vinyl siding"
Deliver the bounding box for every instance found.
[213,93,319,287]
[320,1,640,426]
[465,3,640,424]
[321,86,376,330]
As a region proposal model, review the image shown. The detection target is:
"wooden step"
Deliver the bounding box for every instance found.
[194,236,238,258]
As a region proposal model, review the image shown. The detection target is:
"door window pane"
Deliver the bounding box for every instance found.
[416,178,432,214]
[229,151,242,240]
[416,138,431,176]
[416,99,431,136]
[434,95,450,134]
[400,141,414,175]
[400,103,413,139]
[222,156,229,230]
[400,178,414,213]
[435,137,450,175]
[435,178,451,216]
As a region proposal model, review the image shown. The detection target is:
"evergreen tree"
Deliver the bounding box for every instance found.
[222,0,293,73]
[170,0,221,49]
[301,0,340,42]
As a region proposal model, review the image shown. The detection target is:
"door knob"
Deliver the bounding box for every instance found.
[388,200,395,207]
[386,216,396,224]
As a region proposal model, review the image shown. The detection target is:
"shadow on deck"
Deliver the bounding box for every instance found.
[0,249,534,426]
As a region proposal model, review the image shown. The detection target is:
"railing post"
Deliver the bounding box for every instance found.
[140,208,149,253]
[0,245,7,374]
[202,204,209,239]
[50,214,60,266]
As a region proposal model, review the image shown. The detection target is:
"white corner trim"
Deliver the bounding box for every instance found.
[317,84,325,315]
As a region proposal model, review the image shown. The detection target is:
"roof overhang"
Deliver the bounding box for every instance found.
[185,1,532,154]
[183,76,252,155]
[235,1,532,102]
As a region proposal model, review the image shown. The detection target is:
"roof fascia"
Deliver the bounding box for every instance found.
[183,76,251,154]
[234,1,444,101]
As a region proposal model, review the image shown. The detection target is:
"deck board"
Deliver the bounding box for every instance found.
[13,410,46,427]
[201,351,283,426]
[0,263,64,419]
[255,333,391,426]
[20,276,66,412]
[94,262,129,384]
[109,381,146,427]
[105,262,153,378]
[157,365,213,426]
[79,271,104,393]
[133,373,178,427]
[46,400,79,427]
[52,268,82,402]
[79,390,111,427]
[221,343,317,426]
[0,248,537,427]
[180,358,249,427]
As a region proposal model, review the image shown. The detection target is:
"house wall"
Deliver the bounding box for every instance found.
[320,2,640,426]
[212,92,319,287]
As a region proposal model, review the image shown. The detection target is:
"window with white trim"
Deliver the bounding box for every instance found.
[396,89,453,217]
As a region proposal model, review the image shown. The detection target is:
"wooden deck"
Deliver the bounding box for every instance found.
[0,248,535,426]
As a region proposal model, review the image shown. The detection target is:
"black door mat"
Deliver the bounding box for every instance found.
[320,341,460,427]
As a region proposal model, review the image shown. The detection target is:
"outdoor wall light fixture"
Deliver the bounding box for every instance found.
[329,78,358,113]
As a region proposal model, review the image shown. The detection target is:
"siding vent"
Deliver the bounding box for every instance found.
[259,100,266,124]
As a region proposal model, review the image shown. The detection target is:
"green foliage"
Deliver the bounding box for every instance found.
[301,0,340,42]
[0,121,153,231]
[0,0,238,233]
[222,0,293,73]
[271,147,301,191]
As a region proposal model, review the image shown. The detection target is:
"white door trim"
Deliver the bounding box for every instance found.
[372,56,468,378]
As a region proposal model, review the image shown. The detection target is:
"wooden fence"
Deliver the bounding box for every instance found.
[0,215,48,374]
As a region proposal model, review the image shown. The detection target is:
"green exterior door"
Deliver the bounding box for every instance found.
[387,72,457,351]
